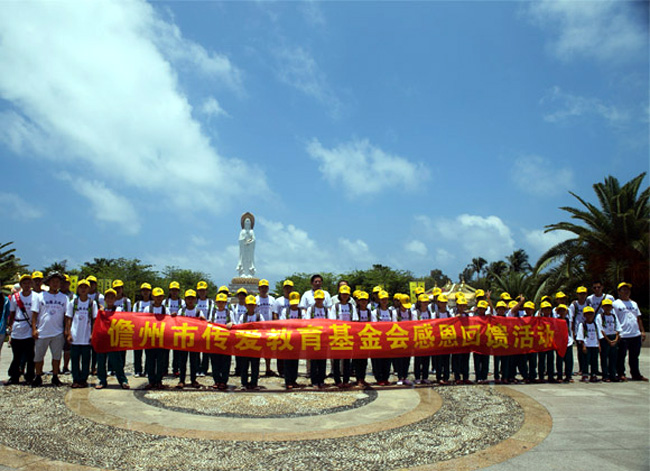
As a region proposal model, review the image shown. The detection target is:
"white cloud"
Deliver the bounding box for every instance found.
[0,192,42,220]
[306,138,427,197]
[511,155,574,197]
[200,96,229,118]
[541,87,629,125]
[0,1,267,228]
[273,45,341,116]
[523,229,573,255]
[301,1,326,27]
[527,0,647,63]
[404,240,428,257]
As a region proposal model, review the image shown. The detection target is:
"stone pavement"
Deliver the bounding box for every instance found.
[0,347,646,471]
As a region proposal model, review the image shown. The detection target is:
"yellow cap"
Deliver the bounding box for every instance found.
[555,291,567,299]
[432,287,442,296]
[236,288,248,295]
[197,281,208,290]
[86,275,97,283]
[415,287,425,295]
[259,279,269,287]
[508,300,518,309]
[289,297,300,306]
[358,291,369,300]
[576,286,588,294]
[456,297,468,305]
[19,274,31,281]
[64,274,70,282]
[77,279,90,287]
[112,279,124,288]
[437,294,448,303]
[541,295,550,302]
[218,285,230,293]
[245,295,257,305]
[339,285,351,295]
[372,286,382,293]
[400,294,412,309]
[289,291,300,301]
[602,298,613,306]
[169,281,180,290]
[477,300,489,309]
[216,293,228,302]
[418,294,429,303]
[140,282,152,291]
[104,288,117,297]
[152,287,164,297]
[540,301,552,309]
[314,289,325,300]
[496,301,507,308]
[283,279,294,287]
[353,289,361,298]
[524,301,535,310]
[378,290,389,299]
[185,289,197,298]
[475,289,485,297]
[32,271,44,279]
[617,282,632,290]
[500,292,511,300]
[393,293,401,299]
[583,306,595,314]
[556,304,567,311]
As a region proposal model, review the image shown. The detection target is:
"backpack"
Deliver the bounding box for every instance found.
[71,296,97,332]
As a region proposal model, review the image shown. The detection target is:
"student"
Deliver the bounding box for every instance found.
[472,300,490,384]
[452,298,471,384]
[507,296,527,383]
[587,280,615,373]
[554,304,574,383]
[230,288,249,377]
[111,280,132,370]
[353,291,372,388]
[86,274,103,375]
[175,289,205,389]
[6,274,36,385]
[60,275,74,375]
[132,283,152,378]
[414,294,433,385]
[239,295,261,390]
[209,292,232,390]
[372,291,395,386]
[31,272,69,388]
[569,287,588,376]
[576,306,603,382]
[331,280,357,307]
[195,280,214,377]
[256,279,277,377]
[537,301,556,383]
[274,280,296,316]
[393,294,414,386]
[612,282,647,381]
[522,301,538,383]
[330,285,356,388]
[165,281,183,377]
[65,279,98,388]
[144,287,168,389]
[279,295,302,389]
[304,289,329,388]
[94,289,129,389]
[434,295,453,385]
[597,299,621,382]
[31,271,44,295]
[491,300,510,384]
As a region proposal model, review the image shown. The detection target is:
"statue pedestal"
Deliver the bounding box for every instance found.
[229,277,260,296]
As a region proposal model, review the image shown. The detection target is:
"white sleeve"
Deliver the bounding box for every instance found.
[92,301,99,319]
[32,294,41,314]
[324,292,333,308]
[8,296,16,314]
[615,315,623,333]
[576,323,585,342]
[65,299,74,318]
[350,305,358,322]
[303,307,311,320]
[596,326,604,340]
[371,309,378,322]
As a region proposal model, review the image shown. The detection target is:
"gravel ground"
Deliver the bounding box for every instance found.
[0,384,523,471]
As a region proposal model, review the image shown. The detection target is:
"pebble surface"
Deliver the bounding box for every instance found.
[0,382,523,471]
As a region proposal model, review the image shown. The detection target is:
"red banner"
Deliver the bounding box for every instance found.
[91,312,568,358]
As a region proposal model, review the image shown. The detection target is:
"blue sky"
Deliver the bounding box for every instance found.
[1,0,648,285]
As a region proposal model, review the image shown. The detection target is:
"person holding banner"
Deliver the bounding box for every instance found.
[522,301,539,383]
[256,279,277,377]
[175,289,205,389]
[414,294,433,385]
[373,291,395,386]
[209,292,233,390]
[86,275,103,375]
[112,280,132,371]
[395,294,414,386]
[452,298,472,384]
[132,283,152,378]
[305,290,329,388]
[195,281,214,378]
[353,291,372,388]
[94,289,129,390]
[472,300,490,384]
[279,296,303,389]
[554,304,574,383]
[330,285,356,388]
[144,287,168,390]
[239,295,262,390]
[537,301,557,383]
[434,294,452,385]
[65,279,98,388]
[230,288,249,377]
[6,274,36,385]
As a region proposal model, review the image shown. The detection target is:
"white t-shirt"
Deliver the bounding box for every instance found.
[612,299,642,339]
[587,293,615,315]
[256,295,277,321]
[115,297,132,312]
[374,308,396,322]
[568,301,587,332]
[147,305,166,315]
[306,306,329,319]
[397,309,414,321]
[330,302,357,321]
[9,291,36,340]
[576,321,604,347]
[32,291,68,338]
[299,289,332,309]
[210,309,230,325]
[436,310,452,319]
[164,298,184,314]
[280,306,303,320]
[597,312,622,337]
[413,307,432,320]
[179,307,204,319]
[66,297,98,345]
[196,298,214,319]
[88,292,105,308]
[275,296,291,315]
[357,308,373,322]
[231,304,248,325]
[134,299,151,313]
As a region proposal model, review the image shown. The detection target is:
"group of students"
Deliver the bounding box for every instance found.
[2,272,647,392]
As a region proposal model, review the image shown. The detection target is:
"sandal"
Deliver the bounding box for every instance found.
[95,383,105,390]
[121,383,130,390]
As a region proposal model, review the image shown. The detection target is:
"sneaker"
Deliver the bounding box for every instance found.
[403,379,413,386]
[580,376,588,382]
[51,375,63,387]
[396,380,404,386]
[61,368,70,375]
[31,376,43,388]
[414,379,422,385]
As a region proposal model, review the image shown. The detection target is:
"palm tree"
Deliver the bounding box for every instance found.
[471,257,488,278]
[535,173,649,303]
[506,249,532,273]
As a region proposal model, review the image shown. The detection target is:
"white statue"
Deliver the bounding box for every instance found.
[237,212,256,277]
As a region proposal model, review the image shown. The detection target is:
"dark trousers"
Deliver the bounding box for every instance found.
[332,358,352,384]
[133,349,144,375]
[91,347,97,372]
[284,359,299,386]
[526,352,537,381]
[513,354,528,380]
[146,348,166,385]
[177,351,200,384]
[240,356,260,388]
[211,354,231,384]
[310,359,326,385]
[70,345,91,384]
[200,352,210,374]
[494,355,511,381]
[97,352,127,386]
[602,335,618,380]
[586,346,599,376]
[8,337,35,382]
[396,356,410,380]
[577,345,587,373]
[172,350,180,374]
[555,345,573,380]
[452,353,470,381]
[353,358,368,381]
[414,356,430,381]
[473,353,489,381]
[538,350,555,381]
[435,355,450,381]
[373,358,391,383]
[617,336,642,379]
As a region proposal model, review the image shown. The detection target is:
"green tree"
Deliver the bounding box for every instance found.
[79,257,161,300]
[506,249,532,274]
[274,272,338,297]
[536,173,649,306]
[0,241,27,290]
[161,266,216,297]
[424,269,451,288]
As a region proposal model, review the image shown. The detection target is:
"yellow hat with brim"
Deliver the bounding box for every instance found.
[477,300,489,309]
[31,271,44,279]
[496,301,507,308]
[19,274,31,282]
[141,283,152,291]
[289,298,300,306]
[104,288,117,297]
[508,300,518,309]
[283,280,294,287]
[216,293,228,302]
[152,287,164,297]
[289,291,300,301]
[358,291,369,300]
[378,290,389,299]
[372,286,382,293]
[415,287,425,295]
[86,275,97,283]
[218,285,230,293]
[339,285,351,295]
[583,306,595,314]
[197,281,208,290]
[185,289,197,298]
[418,294,429,303]
[112,280,124,288]
[475,289,485,297]
[617,282,632,290]
[437,294,448,303]
[524,301,535,310]
[456,298,468,305]
[64,275,70,282]
[314,290,325,300]
[78,279,90,287]
[555,291,567,299]
[432,288,442,296]
[259,279,269,287]
[169,281,180,290]
[556,304,567,311]
[602,299,613,306]
[576,286,587,294]
[237,288,248,296]
[540,301,552,309]
[245,295,257,305]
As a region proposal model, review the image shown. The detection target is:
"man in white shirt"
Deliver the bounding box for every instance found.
[6,274,36,385]
[612,282,647,381]
[274,279,296,316]
[31,272,69,387]
[299,274,332,310]
[256,279,277,377]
